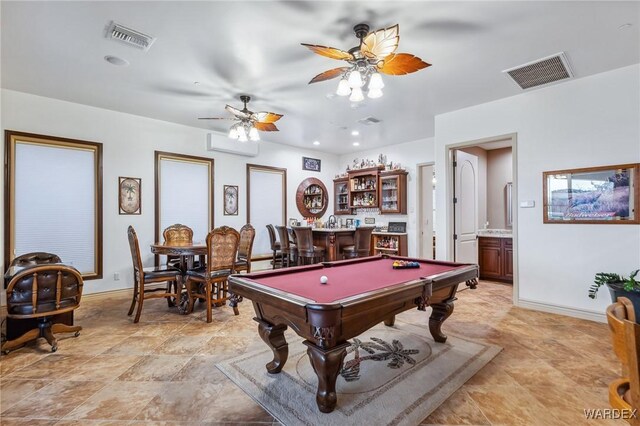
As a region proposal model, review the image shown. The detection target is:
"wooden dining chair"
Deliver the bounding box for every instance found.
[342,226,375,259]
[235,224,256,273]
[162,223,198,305]
[266,224,282,269]
[276,225,297,267]
[292,226,324,265]
[185,226,240,323]
[127,226,183,323]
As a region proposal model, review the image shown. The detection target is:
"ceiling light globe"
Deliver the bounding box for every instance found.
[336,79,351,96]
[347,70,363,89]
[237,126,248,142]
[249,127,260,141]
[367,88,383,99]
[349,86,365,102]
[368,72,384,89]
[228,126,239,140]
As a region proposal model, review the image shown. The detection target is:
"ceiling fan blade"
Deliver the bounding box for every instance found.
[197,117,232,120]
[253,112,284,123]
[377,53,431,75]
[254,122,279,132]
[301,43,354,61]
[361,24,399,60]
[308,67,350,84]
[225,104,251,119]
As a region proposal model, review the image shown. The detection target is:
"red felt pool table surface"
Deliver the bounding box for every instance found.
[242,257,463,304]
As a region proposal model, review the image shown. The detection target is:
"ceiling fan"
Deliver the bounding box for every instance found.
[302,23,431,102]
[198,95,283,141]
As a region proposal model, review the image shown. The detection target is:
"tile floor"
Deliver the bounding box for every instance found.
[0,281,624,425]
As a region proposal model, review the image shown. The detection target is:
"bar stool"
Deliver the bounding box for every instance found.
[266,224,282,269]
[276,225,297,267]
[342,226,375,259]
[292,226,325,265]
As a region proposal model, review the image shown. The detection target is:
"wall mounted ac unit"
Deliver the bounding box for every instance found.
[206,133,259,157]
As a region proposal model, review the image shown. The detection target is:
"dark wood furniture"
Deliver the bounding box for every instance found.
[478,236,513,283]
[311,229,355,262]
[296,177,328,218]
[185,226,240,323]
[266,224,283,269]
[275,225,297,267]
[235,224,256,273]
[606,297,640,424]
[127,226,183,323]
[333,177,350,215]
[371,232,408,256]
[342,226,375,259]
[228,255,478,413]
[380,170,408,214]
[292,226,325,265]
[163,223,197,305]
[2,263,84,353]
[348,166,384,209]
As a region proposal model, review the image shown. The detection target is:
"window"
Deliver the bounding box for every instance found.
[155,151,214,259]
[5,131,103,278]
[247,164,286,259]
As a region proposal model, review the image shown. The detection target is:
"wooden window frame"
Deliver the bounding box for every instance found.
[4,130,103,279]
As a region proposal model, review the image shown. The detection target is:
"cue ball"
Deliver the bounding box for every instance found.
[320,275,328,284]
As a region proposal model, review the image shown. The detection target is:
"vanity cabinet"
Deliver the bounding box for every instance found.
[478,236,513,283]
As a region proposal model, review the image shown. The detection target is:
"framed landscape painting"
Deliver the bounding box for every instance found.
[119,177,141,215]
[543,164,639,224]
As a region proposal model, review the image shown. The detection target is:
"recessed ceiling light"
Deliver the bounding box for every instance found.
[104,55,129,66]
[353,142,360,146]
[618,23,633,30]
[313,141,320,146]
[193,81,200,85]
[351,130,359,136]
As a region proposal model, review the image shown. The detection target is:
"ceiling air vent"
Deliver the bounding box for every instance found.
[503,52,573,90]
[357,116,382,126]
[106,21,156,51]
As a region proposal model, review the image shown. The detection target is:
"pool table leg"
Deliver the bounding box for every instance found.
[384,315,396,327]
[429,300,455,343]
[256,319,289,374]
[304,341,350,413]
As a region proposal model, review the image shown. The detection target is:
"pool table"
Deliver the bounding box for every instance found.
[227,255,478,413]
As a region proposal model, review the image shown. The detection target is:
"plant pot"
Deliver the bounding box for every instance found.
[607,282,640,323]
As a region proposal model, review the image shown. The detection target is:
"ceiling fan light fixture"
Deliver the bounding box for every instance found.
[228,126,239,140]
[249,126,260,141]
[368,72,384,90]
[367,88,383,99]
[349,86,365,102]
[237,126,248,142]
[347,70,364,89]
[336,78,351,96]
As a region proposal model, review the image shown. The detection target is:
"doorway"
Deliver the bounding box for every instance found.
[417,163,435,259]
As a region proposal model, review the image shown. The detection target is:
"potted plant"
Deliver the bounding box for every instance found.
[589,270,640,321]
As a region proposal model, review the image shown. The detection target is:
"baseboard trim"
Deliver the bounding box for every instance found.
[517,298,606,323]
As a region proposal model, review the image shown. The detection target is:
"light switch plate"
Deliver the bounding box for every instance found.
[520,200,535,208]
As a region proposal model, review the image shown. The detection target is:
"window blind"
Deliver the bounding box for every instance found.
[248,167,285,257]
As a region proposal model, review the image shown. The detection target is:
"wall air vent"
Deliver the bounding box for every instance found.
[503,52,573,90]
[106,21,156,51]
[357,116,382,126]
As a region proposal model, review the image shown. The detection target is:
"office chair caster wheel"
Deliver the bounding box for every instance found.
[74,331,80,337]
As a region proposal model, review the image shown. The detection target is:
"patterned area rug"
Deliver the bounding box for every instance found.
[217,321,501,426]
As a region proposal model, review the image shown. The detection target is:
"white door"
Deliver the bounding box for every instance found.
[419,164,434,259]
[454,150,478,263]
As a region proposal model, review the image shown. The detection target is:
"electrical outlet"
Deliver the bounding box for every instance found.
[114,272,120,281]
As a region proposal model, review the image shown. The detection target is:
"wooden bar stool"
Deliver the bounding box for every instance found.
[342,226,375,259]
[266,224,283,269]
[292,226,324,265]
[276,225,297,267]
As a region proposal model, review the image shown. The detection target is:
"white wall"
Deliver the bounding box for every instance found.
[487,147,512,229]
[0,89,340,295]
[337,137,435,257]
[435,64,640,318]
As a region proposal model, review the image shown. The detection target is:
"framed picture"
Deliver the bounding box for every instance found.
[302,156,321,172]
[119,177,141,215]
[364,217,376,225]
[289,218,299,227]
[388,222,407,233]
[345,218,354,227]
[543,164,639,224]
[223,185,239,216]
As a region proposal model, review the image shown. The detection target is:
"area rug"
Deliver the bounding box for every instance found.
[216,320,501,426]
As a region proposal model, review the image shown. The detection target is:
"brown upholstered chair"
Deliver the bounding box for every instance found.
[162,223,197,305]
[127,226,183,323]
[342,226,375,259]
[10,252,62,267]
[276,225,298,267]
[2,263,83,353]
[607,297,640,423]
[266,224,282,269]
[235,224,256,274]
[185,226,240,323]
[292,226,324,265]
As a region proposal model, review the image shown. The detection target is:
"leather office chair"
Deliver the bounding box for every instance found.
[186,226,240,323]
[2,263,83,353]
[127,226,183,323]
[606,297,640,423]
[342,226,375,259]
[292,226,324,265]
[266,224,282,269]
[235,224,256,274]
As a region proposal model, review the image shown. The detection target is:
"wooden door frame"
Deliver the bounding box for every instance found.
[416,162,435,259]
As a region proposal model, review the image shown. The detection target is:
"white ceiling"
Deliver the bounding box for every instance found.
[2,1,638,154]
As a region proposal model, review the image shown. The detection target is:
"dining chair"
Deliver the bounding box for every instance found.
[292,226,324,265]
[127,226,183,323]
[266,224,282,269]
[342,226,375,259]
[10,252,62,266]
[235,224,256,273]
[276,225,297,267]
[185,226,240,323]
[163,223,197,305]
